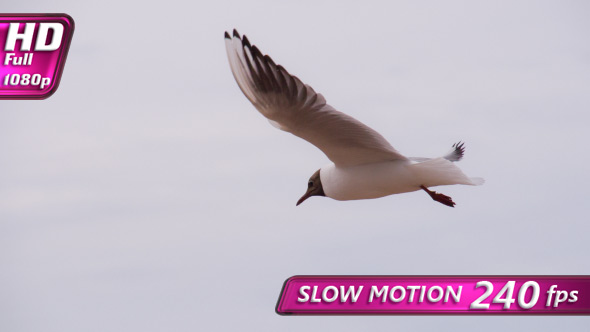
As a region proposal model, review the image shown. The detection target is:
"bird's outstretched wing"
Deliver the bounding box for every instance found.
[409,142,466,163]
[225,29,407,167]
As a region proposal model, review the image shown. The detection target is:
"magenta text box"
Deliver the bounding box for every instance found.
[276,276,590,315]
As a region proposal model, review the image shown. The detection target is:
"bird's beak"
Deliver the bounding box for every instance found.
[296,189,312,206]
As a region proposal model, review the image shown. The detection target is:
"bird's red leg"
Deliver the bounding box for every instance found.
[420,185,455,207]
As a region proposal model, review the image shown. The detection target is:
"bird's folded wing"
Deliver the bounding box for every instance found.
[225,30,407,167]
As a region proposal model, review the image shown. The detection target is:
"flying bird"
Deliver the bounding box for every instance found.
[225,30,483,207]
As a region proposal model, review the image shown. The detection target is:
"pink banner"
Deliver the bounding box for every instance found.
[276,276,590,315]
[0,14,74,99]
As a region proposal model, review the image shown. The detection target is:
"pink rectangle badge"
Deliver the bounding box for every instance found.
[0,14,74,99]
[276,276,590,315]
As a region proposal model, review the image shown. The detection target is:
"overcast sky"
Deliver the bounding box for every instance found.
[1,0,589,331]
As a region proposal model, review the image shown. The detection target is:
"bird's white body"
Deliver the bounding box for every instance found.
[321,158,481,201]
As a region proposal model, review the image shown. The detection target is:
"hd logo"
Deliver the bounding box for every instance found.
[0,14,74,99]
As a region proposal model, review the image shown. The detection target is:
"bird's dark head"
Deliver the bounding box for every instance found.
[296,169,325,206]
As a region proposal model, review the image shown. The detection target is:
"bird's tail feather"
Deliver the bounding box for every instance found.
[411,157,483,187]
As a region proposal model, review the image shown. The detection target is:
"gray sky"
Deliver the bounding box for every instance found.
[1,0,589,331]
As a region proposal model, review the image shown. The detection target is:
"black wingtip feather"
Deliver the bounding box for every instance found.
[242,35,251,48]
[452,141,465,160]
[233,29,240,38]
[224,31,230,39]
[453,141,465,152]
[264,54,276,67]
[251,45,263,58]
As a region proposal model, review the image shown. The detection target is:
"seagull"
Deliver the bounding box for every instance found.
[225,30,483,207]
